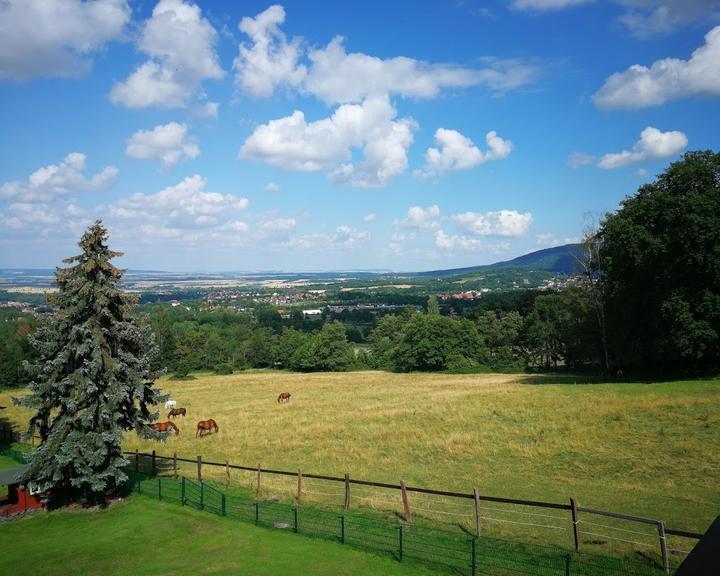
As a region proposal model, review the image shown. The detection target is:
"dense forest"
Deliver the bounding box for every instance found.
[1,151,718,384]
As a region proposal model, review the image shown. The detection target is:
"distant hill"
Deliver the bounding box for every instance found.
[416,243,583,277]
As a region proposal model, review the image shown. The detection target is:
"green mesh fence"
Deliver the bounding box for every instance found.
[128,472,666,576]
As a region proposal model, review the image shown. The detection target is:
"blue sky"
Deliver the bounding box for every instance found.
[1,0,718,272]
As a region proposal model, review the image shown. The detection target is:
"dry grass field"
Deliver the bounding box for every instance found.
[2,371,719,540]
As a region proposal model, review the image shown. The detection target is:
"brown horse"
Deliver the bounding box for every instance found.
[168,407,186,419]
[196,419,219,437]
[150,421,179,436]
[277,392,291,403]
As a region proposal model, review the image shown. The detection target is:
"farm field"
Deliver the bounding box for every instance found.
[2,371,719,538]
[0,496,439,576]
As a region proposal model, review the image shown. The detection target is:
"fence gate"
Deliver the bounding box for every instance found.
[182,477,225,516]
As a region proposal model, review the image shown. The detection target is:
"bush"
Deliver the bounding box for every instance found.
[214,363,234,375]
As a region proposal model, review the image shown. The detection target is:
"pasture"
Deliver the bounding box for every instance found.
[2,371,718,537]
[0,497,437,576]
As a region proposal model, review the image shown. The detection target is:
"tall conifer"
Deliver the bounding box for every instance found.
[16,221,166,504]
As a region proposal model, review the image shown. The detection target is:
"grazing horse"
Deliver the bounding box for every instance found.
[196,419,219,437]
[165,400,177,409]
[150,421,179,436]
[168,407,186,419]
[277,392,291,403]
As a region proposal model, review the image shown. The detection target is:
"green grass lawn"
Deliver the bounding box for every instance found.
[0,497,440,576]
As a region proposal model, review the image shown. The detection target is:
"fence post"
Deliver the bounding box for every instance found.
[135,449,139,473]
[297,469,303,503]
[200,481,204,511]
[254,502,259,525]
[226,461,230,489]
[181,476,186,505]
[400,480,411,522]
[470,537,477,576]
[398,525,404,562]
[473,486,482,536]
[197,455,202,483]
[657,521,669,575]
[570,498,580,551]
[343,473,350,511]
[152,449,156,475]
[221,494,226,516]
[339,515,345,544]
[173,452,177,479]
[158,477,162,501]
[137,476,141,494]
[293,507,298,533]
[256,464,261,494]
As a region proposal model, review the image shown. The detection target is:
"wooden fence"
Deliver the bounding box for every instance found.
[125,449,703,576]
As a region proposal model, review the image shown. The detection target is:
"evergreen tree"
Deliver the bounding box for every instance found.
[15,221,166,505]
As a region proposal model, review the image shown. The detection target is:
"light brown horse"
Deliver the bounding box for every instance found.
[168,407,186,419]
[150,421,179,436]
[277,392,291,403]
[196,419,219,437]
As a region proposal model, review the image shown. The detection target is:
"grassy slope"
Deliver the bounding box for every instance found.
[0,497,438,576]
[2,372,718,536]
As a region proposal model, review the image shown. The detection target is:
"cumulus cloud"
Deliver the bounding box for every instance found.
[0,0,130,81]
[435,230,483,251]
[597,127,687,169]
[126,122,200,167]
[363,213,377,222]
[536,232,579,247]
[264,182,281,193]
[617,0,720,37]
[415,129,512,179]
[233,6,538,103]
[395,205,441,230]
[593,26,720,109]
[452,210,533,237]
[0,153,117,203]
[107,175,248,235]
[110,0,223,109]
[233,4,306,97]
[240,96,415,187]
[511,0,594,10]
[567,152,596,168]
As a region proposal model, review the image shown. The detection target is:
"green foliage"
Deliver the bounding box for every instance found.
[214,363,234,375]
[0,309,36,388]
[599,151,720,376]
[13,221,166,505]
[289,321,354,372]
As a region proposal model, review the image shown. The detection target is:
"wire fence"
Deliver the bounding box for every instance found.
[128,472,669,576]
[125,450,703,575]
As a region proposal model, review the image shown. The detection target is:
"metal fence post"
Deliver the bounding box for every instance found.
[398,525,404,562]
[343,473,350,511]
[473,487,481,536]
[200,481,204,510]
[297,469,303,503]
[181,476,186,505]
[339,515,345,544]
[470,537,477,576]
[256,464,261,494]
[293,507,298,533]
[137,477,141,494]
[173,452,177,479]
[657,521,669,575]
[197,455,202,483]
[158,477,162,501]
[571,498,580,551]
[221,494,226,516]
[135,449,139,473]
[152,449,156,475]
[255,502,259,525]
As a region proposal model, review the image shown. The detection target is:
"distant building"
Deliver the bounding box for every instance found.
[302,309,322,317]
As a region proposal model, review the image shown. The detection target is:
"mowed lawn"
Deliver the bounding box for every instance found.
[2,372,719,534]
[0,496,438,576]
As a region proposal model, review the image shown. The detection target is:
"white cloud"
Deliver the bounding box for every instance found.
[107,176,248,234]
[363,213,377,222]
[110,0,223,109]
[435,230,483,251]
[264,182,281,193]
[126,122,200,167]
[415,129,512,179]
[635,168,649,177]
[452,210,533,237]
[597,127,687,169]
[334,225,370,246]
[395,205,441,230]
[617,1,720,37]
[511,0,594,10]
[190,101,220,118]
[0,153,117,202]
[536,232,579,247]
[593,25,720,109]
[259,216,296,234]
[0,0,130,81]
[233,4,306,98]
[240,96,415,187]
[567,152,596,168]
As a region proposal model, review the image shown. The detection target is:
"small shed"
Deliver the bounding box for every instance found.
[0,465,44,517]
